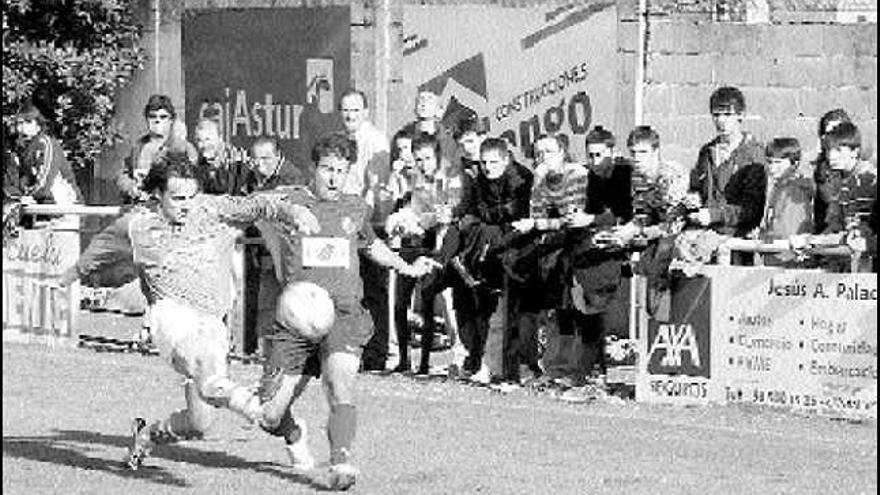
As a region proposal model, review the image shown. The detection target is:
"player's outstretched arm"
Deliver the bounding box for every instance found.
[204,194,320,235]
[366,238,440,278]
[59,213,136,287]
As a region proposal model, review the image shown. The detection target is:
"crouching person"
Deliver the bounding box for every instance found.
[253,132,437,490]
[58,152,319,470]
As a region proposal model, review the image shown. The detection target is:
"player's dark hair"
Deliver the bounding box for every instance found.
[142,151,199,193]
[312,132,356,164]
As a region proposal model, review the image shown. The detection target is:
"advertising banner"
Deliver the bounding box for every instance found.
[401,3,618,161]
[2,229,79,339]
[708,266,876,419]
[182,7,351,171]
[636,266,877,419]
[637,276,715,405]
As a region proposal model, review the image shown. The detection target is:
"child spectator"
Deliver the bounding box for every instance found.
[761,138,813,239]
[813,109,853,231]
[688,86,767,239]
[758,138,814,266]
[812,122,877,271]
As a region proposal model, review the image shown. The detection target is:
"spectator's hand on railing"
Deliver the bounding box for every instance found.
[788,233,809,251]
[688,207,712,227]
[19,195,36,206]
[512,218,535,233]
[565,210,595,228]
[845,230,867,252]
[611,222,640,245]
[400,256,442,278]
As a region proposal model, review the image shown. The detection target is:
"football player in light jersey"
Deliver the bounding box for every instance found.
[59,152,319,470]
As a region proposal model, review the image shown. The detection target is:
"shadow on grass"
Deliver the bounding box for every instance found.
[2,429,327,490]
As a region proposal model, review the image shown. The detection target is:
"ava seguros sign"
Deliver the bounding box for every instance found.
[639,276,713,404]
[401,3,617,162]
[182,6,351,169]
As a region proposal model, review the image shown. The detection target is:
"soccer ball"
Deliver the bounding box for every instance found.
[276,281,335,340]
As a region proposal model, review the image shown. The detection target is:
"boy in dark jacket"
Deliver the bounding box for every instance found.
[688,86,767,239]
[449,138,532,382]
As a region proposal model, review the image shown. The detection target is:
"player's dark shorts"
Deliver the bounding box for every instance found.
[261,302,372,379]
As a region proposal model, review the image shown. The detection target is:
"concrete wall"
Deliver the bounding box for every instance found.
[619,2,878,169]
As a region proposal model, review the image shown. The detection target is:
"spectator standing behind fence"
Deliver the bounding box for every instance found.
[385,135,461,374]
[336,89,393,372]
[688,86,767,240]
[193,118,249,196]
[810,122,877,272]
[240,137,308,356]
[14,99,82,211]
[613,126,691,321]
[812,108,852,230]
[549,126,632,392]
[757,138,814,267]
[400,91,459,166]
[117,95,197,203]
[507,133,592,384]
[449,138,532,384]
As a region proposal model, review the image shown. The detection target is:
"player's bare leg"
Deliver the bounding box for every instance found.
[258,371,315,469]
[322,351,361,491]
[128,302,262,470]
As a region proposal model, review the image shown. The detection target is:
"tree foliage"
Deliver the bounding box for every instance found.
[2,0,146,171]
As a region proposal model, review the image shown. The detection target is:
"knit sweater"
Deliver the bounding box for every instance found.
[69,194,308,318]
[530,163,589,219]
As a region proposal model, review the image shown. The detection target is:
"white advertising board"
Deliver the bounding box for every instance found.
[708,266,876,419]
[402,2,618,162]
[3,228,79,341]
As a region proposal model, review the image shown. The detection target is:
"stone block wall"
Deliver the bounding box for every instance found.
[625,7,877,169]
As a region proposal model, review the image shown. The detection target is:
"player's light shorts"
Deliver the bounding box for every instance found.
[262,303,371,379]
[149,297,230,380]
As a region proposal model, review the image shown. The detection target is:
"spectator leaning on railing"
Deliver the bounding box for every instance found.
[809,122,877,272]
[757,137,814,267]
[507,133,592,384]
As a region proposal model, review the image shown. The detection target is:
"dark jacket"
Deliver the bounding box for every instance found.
[813,161,876,235]
[195,149,250,196]
[690,133,767,237]
[242,158,309,194]
[19,132,82,204]
[459,160,532,225]
[586,157,634,226]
